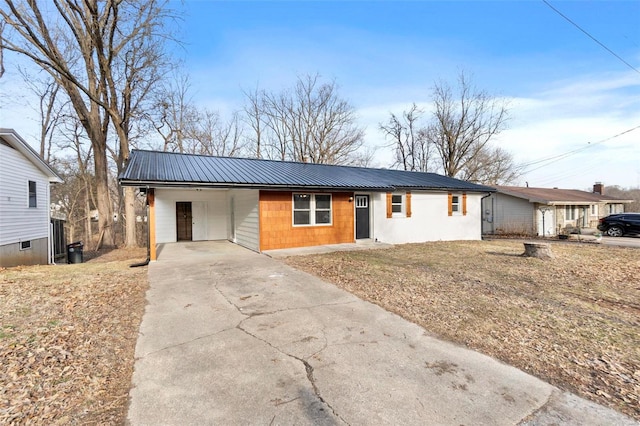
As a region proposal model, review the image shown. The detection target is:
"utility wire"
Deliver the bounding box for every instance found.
[519,124,640,173]
[542,0,640,75]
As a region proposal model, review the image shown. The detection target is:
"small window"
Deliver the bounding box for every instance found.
[451,195,460,213]
[20,240,32,250]
[391,195,403,213]
[28,181,37,208]
[591,205,598,216]
[293,193,332,226]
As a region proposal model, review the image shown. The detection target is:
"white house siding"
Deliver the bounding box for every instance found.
[154,188,228,243]
[228,189,259,252]
[372,191,483,243]
[0,143,51,266]
[482,193,535,235]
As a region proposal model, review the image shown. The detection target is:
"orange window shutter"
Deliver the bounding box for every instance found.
[406,192,412,218]
[386,193,393,218]
[462,193,467,216]
[448,193,453,216]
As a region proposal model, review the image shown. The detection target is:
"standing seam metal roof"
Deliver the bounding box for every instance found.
[119,150,495,192]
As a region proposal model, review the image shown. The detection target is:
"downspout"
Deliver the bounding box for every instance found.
[480,192,493,240]
[130,186,151,268]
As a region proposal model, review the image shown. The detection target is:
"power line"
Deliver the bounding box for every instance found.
[542,0,640,75]
[519,124,640,173]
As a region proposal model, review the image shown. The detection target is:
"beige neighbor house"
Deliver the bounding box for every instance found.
[482,183,633,237]
[0,129,63,267]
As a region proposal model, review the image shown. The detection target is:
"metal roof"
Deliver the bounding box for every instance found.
[119,150,496,193]
[495,185,633,204]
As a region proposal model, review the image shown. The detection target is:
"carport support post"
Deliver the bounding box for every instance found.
[148,189,157,261]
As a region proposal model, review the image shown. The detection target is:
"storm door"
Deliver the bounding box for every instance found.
[176,202,193,241]
[355,195,370,239]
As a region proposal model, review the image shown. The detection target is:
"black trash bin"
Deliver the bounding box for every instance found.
[67,242,84,264]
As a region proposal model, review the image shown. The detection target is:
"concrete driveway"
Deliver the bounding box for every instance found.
[128,241,636,425]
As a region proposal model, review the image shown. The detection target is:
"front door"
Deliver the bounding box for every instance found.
[355,195,370,239]
[176,202,192,241]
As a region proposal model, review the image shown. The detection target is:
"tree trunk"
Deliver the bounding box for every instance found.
[93,146,115,248]
[123,187,137,247]
[522,242,554,259]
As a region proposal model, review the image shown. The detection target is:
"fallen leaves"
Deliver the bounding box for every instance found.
[284,240,640,420]
[0,248,147,425]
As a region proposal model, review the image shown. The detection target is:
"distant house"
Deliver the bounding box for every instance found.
[482,183,632,236]
[119,150,495,261]
[0,129,63,267]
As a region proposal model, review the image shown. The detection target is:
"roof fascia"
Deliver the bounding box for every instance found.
[0,129,63,183]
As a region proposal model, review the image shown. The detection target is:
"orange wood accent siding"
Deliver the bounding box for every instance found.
[148,189,157,261]
[259,191,354,250]
[406,192,412,218]
[386,193,393,218]
[462,193,467,216]
[448,193,453,216]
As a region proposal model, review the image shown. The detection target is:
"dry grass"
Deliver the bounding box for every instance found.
[0,248,147,425]
[284,240,640,420]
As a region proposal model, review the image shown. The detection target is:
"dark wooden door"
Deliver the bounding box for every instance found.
[176,202,193,241]
[355,195,370,239]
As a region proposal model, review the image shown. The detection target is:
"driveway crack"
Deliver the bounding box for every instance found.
[236,323,349,425]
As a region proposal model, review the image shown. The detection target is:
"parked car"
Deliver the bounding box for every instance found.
[597,213,640,237]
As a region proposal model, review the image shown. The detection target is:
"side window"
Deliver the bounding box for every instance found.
[448,193,467,216]
[451,195,460,213]
[28,181,37,208]
[391,195,403,213]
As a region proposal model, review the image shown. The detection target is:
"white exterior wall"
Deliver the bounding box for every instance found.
[483,193,535,235]
[0,143,51,245]
[372,191,483,243]
[154,188,228,243]
[228,189,259,252]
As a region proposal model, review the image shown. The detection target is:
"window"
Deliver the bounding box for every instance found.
[565,206,576,220]
[391,195,403,213]
[591,204,598,216]
[28,181,37,208]
[451,195,460,213]
[20,240,32,250]
[293,193,332,226]
[448,193,467,216]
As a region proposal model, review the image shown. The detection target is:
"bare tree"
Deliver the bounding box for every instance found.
[243,74,366,165]
[189,109,244,157]
[19,69,67,163]
[380,103,432,172]
[1,0,174,248]
[459,145,518,184]
[426,71,510,179]
[152,71,199,153]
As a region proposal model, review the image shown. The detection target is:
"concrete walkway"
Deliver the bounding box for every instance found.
[128,241,636,425]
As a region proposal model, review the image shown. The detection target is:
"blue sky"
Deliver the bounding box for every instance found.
[2,1,639,189]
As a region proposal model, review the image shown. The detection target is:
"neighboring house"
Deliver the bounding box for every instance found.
[119,150,495,261]
[0,129,63,267]
[482,183,633,237]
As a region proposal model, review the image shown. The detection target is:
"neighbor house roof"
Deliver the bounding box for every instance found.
[0,128,63,183]
[495,185,633,205]
[119,150,495,193]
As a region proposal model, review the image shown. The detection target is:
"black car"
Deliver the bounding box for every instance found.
[597,213,640,237]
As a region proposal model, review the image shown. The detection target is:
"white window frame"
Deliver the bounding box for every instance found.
[292,193,332,226]
[391,193,405,217]
[28,180,37,208]
[590,204,598,216]
[452,194,462,215]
